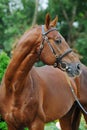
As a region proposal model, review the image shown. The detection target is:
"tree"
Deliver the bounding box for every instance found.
[45,0,87,46]
[32,0,39,26]
[0,0,35,53]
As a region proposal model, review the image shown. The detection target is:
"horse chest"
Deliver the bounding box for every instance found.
[4,96,38,127]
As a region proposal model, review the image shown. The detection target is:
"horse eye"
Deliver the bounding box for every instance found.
[55,39,62,44]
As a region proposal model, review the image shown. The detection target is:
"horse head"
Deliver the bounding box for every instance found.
[35,13,81,77]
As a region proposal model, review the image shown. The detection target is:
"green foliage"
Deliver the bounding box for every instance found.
[0,51,10,82]
[0,116,7,130]
[0,118,86,130]
[24,128,28,130]
[45,122,59,130]
[79,115,87,130]
[0,0,35,53]
[0,0,87,63]
[0,122,7,130]
[0,121,7,130]
[74,12,87,65]
[35,61,44,67]
[75,33,87,65]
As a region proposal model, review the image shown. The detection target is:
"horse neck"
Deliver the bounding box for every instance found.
[4,27,41,92]
[5,52,38,94]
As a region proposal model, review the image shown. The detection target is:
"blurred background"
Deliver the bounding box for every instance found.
[0,0,87,130]
[0,0,87,65]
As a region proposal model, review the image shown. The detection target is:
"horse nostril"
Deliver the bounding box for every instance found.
[77,64,81,70]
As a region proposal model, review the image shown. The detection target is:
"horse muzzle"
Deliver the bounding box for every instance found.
[66,63,81,77]
[59,62,82,77]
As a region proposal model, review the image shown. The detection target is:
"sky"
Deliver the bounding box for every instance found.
[39,0,48,10]
[9,0,48,12]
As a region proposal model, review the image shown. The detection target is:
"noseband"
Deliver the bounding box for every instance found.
[39,25,72,70]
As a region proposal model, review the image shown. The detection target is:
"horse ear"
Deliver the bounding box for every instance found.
[45,13,51,29]
[50,16,58,27]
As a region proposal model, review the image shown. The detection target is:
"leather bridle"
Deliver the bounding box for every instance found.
[38,25,72,71]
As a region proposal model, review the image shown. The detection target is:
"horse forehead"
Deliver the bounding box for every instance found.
[48,30,59,37]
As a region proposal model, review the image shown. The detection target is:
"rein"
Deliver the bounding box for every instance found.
[39,25,72,69]
[65,74,87,115]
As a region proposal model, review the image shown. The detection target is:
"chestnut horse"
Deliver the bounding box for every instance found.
[59,64,87,130]
[0,14,81,130]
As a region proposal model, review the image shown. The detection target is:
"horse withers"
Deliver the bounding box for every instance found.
[0,14,81,130]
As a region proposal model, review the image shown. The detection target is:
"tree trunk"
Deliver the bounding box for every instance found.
[60,1,77,47]
[32,0,39,26]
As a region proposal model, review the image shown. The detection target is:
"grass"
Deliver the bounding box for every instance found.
[0,116,87,130]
